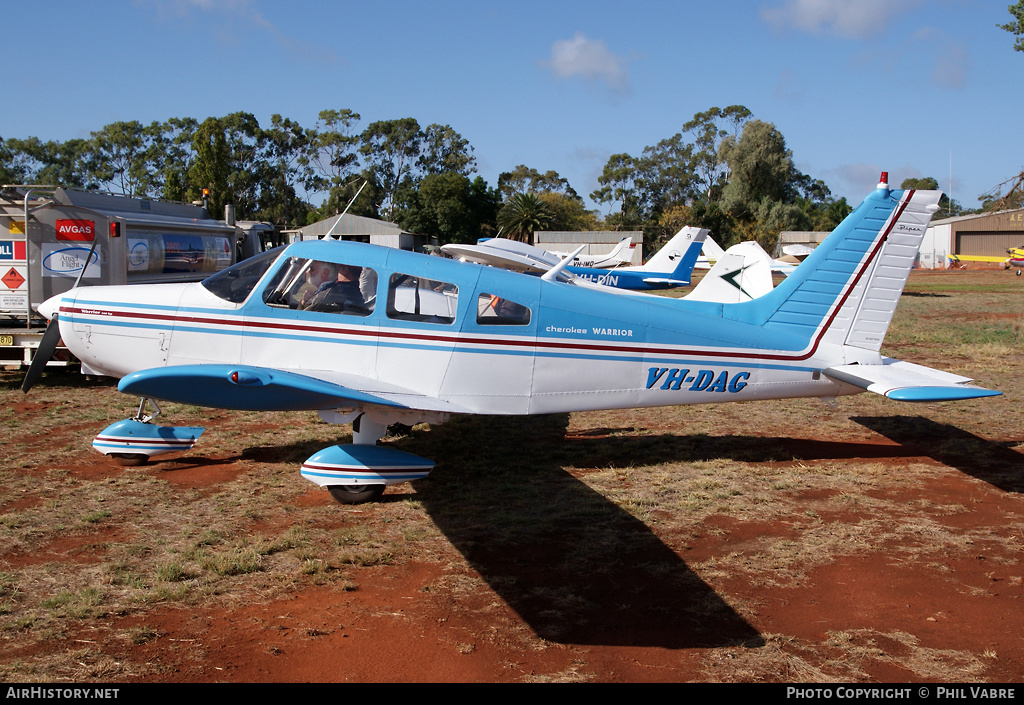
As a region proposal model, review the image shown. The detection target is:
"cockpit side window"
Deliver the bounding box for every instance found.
[386,273,458,324]
[263,257,377,316]
[476,293,531,325]
[202,247,284,304]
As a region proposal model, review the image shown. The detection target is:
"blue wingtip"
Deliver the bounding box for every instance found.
[885,387,1002,402]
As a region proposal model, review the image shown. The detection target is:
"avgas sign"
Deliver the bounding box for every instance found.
[55,219,95,241]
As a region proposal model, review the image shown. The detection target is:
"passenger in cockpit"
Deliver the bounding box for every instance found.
[304,263,368,313]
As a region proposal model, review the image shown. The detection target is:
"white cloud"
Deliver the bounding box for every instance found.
[543,33,631,95]
[761,0,921,39]
[137,0,337,66]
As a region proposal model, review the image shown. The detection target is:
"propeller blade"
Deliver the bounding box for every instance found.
[21,314,61,393]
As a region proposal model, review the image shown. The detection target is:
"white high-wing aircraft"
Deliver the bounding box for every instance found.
[548,236,635,268]
[442,226,707,291]
[25,175,1001,504]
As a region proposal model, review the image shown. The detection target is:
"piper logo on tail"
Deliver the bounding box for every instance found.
[646,367,750,393]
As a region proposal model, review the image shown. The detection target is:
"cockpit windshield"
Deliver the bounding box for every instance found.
[202,246,285,303]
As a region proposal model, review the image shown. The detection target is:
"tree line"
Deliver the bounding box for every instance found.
[0,105,979,253]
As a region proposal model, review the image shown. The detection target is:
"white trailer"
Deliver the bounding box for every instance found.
[0,186,274,368]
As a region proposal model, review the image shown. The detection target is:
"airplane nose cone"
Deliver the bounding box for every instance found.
[36,293,65,321]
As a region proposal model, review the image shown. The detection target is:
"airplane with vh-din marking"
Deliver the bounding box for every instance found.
[23,174,1001,505]
[442,225,707,291]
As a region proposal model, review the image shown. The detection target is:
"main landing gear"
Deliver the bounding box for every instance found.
[93,402,438,505]
[300,412,435,505]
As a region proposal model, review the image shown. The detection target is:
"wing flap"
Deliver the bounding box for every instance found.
[118,364,470,413]
[823,359,1001,402]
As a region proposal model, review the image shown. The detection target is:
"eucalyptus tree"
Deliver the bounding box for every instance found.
[3,136,96,189]
[398,171,499,244]
[497,165,579,202]
[590,153,639,217]
[359,117,422,220]
[718,119,795,219]
[0,137,17,184]
[306,109,362,196]
[1001,1,1024,52]
[187,117,232,215]
[87,120,156,197]
[682,105,752,200]
[419,123,476,177]
[261,114,315,227]
[153,117,199,202]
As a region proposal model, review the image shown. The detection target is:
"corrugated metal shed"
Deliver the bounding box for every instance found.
[923,208,1024,268]
[291,213,432,251]
[775,231,830,258]
[535,231,644,265]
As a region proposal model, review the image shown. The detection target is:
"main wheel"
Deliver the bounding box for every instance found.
[327,484,386,505]
[109,453,149,467]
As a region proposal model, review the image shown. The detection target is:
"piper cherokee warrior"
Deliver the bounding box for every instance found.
[24,175,1000,504]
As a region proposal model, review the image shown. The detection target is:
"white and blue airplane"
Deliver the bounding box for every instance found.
[24,175,1000,504]
[442,225,707,291]
[548,235,635,268]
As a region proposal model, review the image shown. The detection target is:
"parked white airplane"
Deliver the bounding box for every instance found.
[685,241,776,303]
[442,226,707,291]
[548,236,635,268]
[24,175,1000,504]
[696,236,809,277]
[694,236,726,269]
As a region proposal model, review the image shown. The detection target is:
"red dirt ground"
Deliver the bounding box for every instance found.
[4,424,1023,683]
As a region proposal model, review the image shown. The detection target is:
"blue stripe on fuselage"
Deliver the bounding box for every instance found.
[64,188,903,376]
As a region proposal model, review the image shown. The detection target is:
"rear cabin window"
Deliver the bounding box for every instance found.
[476,293,531,325]
[386,273,458,324]
[262,257,377,317]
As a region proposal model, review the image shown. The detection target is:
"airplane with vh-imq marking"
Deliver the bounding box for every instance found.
[23,173,1001,504]
[547,235,635,268]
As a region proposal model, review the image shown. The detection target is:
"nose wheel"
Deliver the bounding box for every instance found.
[327,484,386,504]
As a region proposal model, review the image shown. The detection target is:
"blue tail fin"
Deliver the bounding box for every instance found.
[725,176,942,352]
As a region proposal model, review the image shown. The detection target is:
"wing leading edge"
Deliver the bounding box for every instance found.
[118,364,470,413]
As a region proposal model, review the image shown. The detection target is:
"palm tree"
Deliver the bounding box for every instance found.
[497,192,553,244]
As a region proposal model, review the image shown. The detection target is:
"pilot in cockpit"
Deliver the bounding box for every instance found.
[294,260,338,308]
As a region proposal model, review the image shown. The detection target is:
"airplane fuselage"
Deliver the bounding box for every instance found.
[52,238,863,418]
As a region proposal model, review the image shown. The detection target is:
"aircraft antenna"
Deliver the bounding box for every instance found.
[323,180,368,240]
[541,244,586,282]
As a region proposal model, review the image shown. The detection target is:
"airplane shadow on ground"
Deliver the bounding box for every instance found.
[853,415,1024,494]
[398,413,773,649]
[396,413,1022,647]
[232,412,1020,649]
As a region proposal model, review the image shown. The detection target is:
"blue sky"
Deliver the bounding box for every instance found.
[4,0,1021,213]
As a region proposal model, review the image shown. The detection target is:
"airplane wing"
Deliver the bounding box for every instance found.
[118,364,472,413]
[823,359,1001,402]
[948,254,1009,264]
